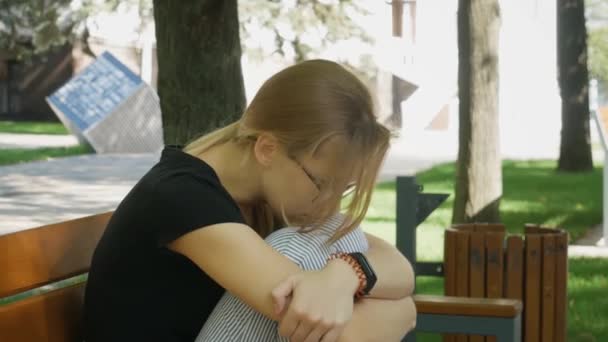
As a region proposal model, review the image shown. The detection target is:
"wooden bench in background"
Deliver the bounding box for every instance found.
[443,224,568,342]
[397,176,523,342]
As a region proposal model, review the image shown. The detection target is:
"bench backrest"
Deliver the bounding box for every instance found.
[0,212,112,342]
[443,223,568,342]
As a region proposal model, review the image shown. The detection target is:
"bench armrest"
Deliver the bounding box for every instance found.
[413,294,523,318]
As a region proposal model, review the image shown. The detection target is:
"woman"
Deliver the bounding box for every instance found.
[198,213,417,341]
[83,60,416,342]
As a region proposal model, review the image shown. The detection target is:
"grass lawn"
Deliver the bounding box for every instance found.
[363,160,602,258]
[362,160,606,341]
[0,145,93,166]
[0,121,69,135]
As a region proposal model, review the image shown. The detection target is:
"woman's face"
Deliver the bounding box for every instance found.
[257,136,350,226]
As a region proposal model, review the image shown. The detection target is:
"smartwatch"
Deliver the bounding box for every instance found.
[348,252,377,296]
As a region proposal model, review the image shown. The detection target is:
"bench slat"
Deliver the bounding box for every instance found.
[541,235,556,342]
[469,231,486,342]
[455,230,470,342]
[486,231,505,342]
[444,229,458,342]
[0,212,112,298]
[505,236,524,301]
[554,232,568,342]
[524,234,542,342]
[414,295,523,318]
[0,283,85,342]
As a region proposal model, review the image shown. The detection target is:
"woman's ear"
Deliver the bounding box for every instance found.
[253,133,280,167]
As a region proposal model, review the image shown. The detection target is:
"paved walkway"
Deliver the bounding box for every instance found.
[0,149,448,235]
[569,225,608,257]
[0,153,157,235]
[1,132,606,257]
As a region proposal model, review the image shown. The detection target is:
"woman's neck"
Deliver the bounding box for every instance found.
[193,141,263,208]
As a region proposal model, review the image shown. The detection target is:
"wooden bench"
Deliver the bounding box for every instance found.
[0,212,112,341]
[0,205,522,341]
[444,224,568,342]
[396,176,523,342]
[412,295,522,342]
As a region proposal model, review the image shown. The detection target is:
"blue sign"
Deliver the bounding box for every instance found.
[47,51,143,132]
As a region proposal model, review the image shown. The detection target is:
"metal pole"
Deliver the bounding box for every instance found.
[396,176,419,270]
[591,79,607,247]
[604,156,608,247]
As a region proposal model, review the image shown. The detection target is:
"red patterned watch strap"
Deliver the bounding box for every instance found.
[328,252,368,299]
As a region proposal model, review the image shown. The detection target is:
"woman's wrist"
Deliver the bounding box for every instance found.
[325,257,360,294]
[326,254,366,297]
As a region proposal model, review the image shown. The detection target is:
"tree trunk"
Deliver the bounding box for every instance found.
[557,0,593,172]
[453,0,502,224]
[153,0,246,145]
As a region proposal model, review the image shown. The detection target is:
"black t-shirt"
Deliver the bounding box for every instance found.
[84,145,244,342]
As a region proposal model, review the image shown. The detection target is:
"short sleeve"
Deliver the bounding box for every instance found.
[150,172,244,247]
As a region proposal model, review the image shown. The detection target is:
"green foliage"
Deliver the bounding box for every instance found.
[0,0,87,60]
[239,0,378,89]
[588,27,608,82]
[239,0,372,63]
[2,0,371,64]
[587,0,608,82]
[0,0,150,61]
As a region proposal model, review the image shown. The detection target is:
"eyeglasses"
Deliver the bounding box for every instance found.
[343,183,356,198]
[291,157,322,191]
[290,156,357,197]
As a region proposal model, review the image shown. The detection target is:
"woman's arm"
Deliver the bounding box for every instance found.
[169,223,298,320]
[339,296,417,342]
[269,232,416,341]
[168,222,359,342]
[363,233,415,299]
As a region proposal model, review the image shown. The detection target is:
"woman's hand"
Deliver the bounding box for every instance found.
[272,259,360,342]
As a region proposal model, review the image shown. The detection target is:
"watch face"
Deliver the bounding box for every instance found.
[350,252,377,294]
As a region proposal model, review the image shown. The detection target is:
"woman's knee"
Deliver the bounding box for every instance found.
[402,296,417,332]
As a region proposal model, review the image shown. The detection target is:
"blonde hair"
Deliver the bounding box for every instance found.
[184,60,391,241]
